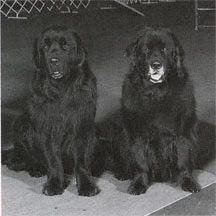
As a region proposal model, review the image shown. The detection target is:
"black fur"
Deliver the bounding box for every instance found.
[3,26,100,196]
[105,27,201,195]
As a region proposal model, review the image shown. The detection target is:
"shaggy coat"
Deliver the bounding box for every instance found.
[3,26,99,196]
[107,27,200,195]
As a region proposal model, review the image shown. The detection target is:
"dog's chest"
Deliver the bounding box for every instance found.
[150,106,177,131]
[31,97,76,125]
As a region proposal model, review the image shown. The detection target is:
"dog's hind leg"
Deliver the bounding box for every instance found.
[2,147,26,171]
[7,115,46,177]
[3,116,33,172]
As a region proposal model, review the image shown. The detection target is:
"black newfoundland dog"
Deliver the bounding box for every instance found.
[3,26,99,196]
[104,27,201,195]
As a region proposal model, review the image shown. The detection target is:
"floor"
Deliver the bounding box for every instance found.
[1,1,216,215]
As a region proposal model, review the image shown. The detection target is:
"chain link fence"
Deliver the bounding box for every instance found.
[0,0,92,19]
[1,0,175,19]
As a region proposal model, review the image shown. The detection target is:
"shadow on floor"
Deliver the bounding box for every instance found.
[195,120,216,169]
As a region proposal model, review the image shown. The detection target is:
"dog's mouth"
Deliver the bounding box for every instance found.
[49,58,63,80]
[51,71,63,80]
[148,61,165,84]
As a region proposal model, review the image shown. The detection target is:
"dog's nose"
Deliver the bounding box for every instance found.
[50,42,61,54]
[151,62,162,70]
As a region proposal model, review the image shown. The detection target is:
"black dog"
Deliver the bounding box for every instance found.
[3,26,99,196]
[104,27,201,195]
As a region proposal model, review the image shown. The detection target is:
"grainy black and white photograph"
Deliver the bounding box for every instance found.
[1,0,216,215]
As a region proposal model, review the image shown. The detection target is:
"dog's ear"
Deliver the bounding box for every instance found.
[167,31,185,78]
[127,27,152,55]
[125,40,138,57]
[77,46,86,67]
[72,31,86,67]
[32,34,42,69]
[125,40,140,67]
[174,41,185,79]
[175,45,184,76]
[125,28,150,62]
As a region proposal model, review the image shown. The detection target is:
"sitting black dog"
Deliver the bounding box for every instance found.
[102,27,201,195]
[3,26,99,196]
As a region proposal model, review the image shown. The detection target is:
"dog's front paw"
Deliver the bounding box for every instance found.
[181,177,201,193]
[114,171,131,181]
[29,167,46,178]
[6,161,26,171]
[42,179,64,196]
[78,183,100,197]
[127,181,147,195]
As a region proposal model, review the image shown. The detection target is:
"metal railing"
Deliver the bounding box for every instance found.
[195,0,216,30]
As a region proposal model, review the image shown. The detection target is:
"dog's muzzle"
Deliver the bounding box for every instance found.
[148,61,165,84]
[49,58,63,79]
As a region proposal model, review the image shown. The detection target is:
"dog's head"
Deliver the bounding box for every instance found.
[33,25,85,80]
[126,27,185,84]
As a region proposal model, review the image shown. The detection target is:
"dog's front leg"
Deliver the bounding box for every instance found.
[43,156,65,195]
[74,138,100,197]
[41,139,65,196]
[175,137,201,193]
[127,136,150,195]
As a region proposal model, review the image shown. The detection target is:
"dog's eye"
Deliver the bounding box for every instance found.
[43,44,49,50]
[60,38,68,50]
[62,41,68,50]
[145,48,150,53]
[62,44,67,50]
[43,39,51,50]
[161,48,167,52]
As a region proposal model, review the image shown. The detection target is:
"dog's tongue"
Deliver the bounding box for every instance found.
[151,74,162,81]
[149,73,163,83]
